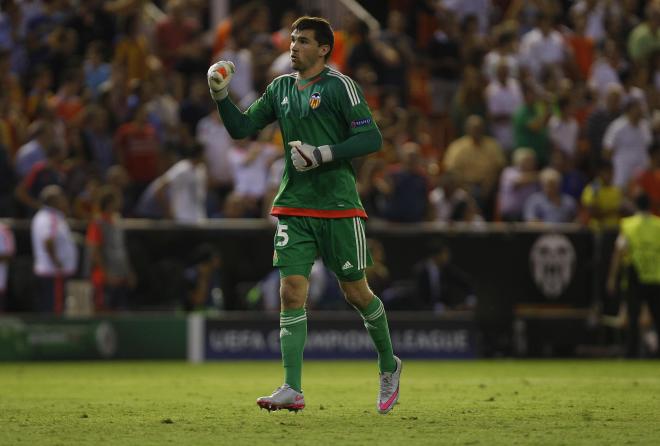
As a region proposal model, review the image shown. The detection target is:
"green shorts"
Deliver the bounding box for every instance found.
[273,216,373,282]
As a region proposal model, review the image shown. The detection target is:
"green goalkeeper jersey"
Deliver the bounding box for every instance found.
[240,66,380,218]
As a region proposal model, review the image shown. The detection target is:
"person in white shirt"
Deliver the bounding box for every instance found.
[0,222,15,311]
[519,12,569,79]
[483,28,520,81]
[196,110,234,206]
[548,96,579,159]
[603,97,653,187]
[155,143,207,223]
[31,185,78,314]
[588,39,623,100]
[227,138,279,217]
[486,61,523,152]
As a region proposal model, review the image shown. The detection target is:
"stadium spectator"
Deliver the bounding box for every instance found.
[227,137,279,218]
[378,10,414,102]
[581,159,628,229]
[632,143,660,216]
[548,96,579,160]
[143,77,181,146]
[627,1,660,64]
[0,221,15,312]
[196,109,234,210]
[14,120,52,178]
[216,24,258,110]
[483,24,520,81]
[30,185,78,314]
[603,96,652,187]
[383,142,429,223]
[513,85,552,167]
[565,7,596,81]
[113,13,150,83]
[486,60,523,152]
[427,14,460,116]
[585,82,622,173]
[519,11,570,80]
[85,185,135,311]
[607,193,660,358]
[429,169,483,225]
[588,39,623,100]
[154,143,207,224]
[154,0,200,73]
[80,105,115,177]
[15,144,67,217]
[523,167,578,223]
[113,102,162,198]
[497,147,540,222]
[443,115,505,219]
[548,149,588,204]
[451,65,487,136]
[83,41,112,100]
[66,0,117,58]
[179,78,211,143]
[570,0,608,45]
[412,240,476,313]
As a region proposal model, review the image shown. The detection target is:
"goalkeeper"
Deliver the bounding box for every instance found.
[207,16,401,414]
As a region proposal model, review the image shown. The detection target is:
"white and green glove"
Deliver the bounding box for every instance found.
[207,60,235,101]
[289,141,333,172]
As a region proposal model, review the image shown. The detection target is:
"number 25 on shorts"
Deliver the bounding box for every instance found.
[276,223,289,247]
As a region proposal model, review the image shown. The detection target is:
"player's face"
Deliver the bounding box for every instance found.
[290,29,326,73]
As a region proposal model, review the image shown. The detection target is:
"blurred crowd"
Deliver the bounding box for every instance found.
[0,0,659,227]
[0,0,659,314]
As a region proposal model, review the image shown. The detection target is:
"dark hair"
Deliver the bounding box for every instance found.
[635,193,651,212]
[291,16,334,61]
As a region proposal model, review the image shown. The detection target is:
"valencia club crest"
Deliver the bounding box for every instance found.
[309,92,321,109]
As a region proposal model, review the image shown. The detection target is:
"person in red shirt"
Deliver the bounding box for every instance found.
[633,143,660,216]
[113,103,161,197]
[154,0,201,72]
[85,186,135,311]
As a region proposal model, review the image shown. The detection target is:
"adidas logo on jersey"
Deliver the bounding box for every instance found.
[342,261,353,270]
[281,96,288,106]
[280,327,292,338]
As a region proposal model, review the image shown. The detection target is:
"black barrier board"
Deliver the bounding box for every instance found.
[203,313,477,359]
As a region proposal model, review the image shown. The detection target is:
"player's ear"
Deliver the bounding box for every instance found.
[319,44,330,57]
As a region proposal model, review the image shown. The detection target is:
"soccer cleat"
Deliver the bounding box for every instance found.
[377,356,402,414]
[256,384,305,412]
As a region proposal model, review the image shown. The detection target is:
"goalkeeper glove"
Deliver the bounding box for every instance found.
[289,141,333,172]
[207,60,235,101]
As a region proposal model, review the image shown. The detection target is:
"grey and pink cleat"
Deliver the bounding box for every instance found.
[257,384,305,412]
[377,356,402,414]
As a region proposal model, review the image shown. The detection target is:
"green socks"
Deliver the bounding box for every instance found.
[358,296,397,373]
[280,308,307,392]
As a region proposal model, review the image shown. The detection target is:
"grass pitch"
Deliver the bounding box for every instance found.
[0,360,659,445]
